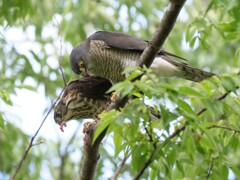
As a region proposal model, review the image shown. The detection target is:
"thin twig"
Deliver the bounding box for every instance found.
[207,125,240,133]
[133,119,157,180]
[197,90,232,116]
[144,126,153,142]
[206,156,218,179]
[133,141,157,180]
[134,123,187,180]
[217,91,230,101]
[111,153,131,180]
[31,140,46,147]
[53,15,67,87]
[10,89,65,180]
[169,125,186,139]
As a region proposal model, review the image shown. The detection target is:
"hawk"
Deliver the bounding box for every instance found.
[54,76,112,131]
[70,31,214,83]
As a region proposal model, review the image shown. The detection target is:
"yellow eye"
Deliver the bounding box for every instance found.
[78,60,85,68]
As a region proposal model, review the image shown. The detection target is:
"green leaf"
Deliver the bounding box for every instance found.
[93,110,118,143]
[221,76,236,92]
[122,66,142,73]
[199,133,217,150]
[15,85,37,91]
[179,87,204,97]
[125,69,143,81]
[166,149,177,167]
[0,113,6,130]
[176,160,184,176]
[0,89,12,106]
[107,81,134,97]
[190,36,197,48]
[181,126,195,154]
[113,125,123,156]
[160,105,178,129]
[177,99,196,121]
[230,166,240,177]
[221,165,229,179]
[30,50,41,63]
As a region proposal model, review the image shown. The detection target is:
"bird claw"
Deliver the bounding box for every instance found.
[110,92,117,101]
[82,120,98,145]
[104,92,118,112]
[60,121,67,132]
[83,120,98,134]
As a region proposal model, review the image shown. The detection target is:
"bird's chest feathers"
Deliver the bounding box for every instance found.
[88,40,139,81]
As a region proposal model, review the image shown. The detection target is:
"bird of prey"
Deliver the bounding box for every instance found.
[54,76,112,132]
[70,31,214,83]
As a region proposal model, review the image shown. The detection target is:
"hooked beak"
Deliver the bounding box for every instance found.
[79,67,89,77]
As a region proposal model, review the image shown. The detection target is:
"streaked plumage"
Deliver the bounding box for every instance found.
[70,31,214,82]
[54,76,112,131]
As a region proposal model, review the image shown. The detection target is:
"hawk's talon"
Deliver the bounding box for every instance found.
[104,92,118,112]
[83,120,98,134]
[110,92,117,101]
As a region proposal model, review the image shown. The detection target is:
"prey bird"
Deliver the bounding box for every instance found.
[54,76,112,132]
[54,76,161,131]
[70,31,214,83]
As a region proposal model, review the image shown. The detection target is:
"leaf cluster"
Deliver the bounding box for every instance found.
[96,67,240,179]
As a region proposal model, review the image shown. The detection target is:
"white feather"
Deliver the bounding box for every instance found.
[150,57,181,77]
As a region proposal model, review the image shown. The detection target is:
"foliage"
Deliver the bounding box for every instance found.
[0,0,240,179]
[97,68,240,179]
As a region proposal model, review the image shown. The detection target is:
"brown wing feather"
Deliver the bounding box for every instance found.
[64,76,112,98]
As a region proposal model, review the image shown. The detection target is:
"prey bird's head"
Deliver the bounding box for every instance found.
[54,100,67,126]
[54,91,91,132]
[70,41,89,76]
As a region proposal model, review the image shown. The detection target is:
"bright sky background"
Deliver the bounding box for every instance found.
[1,22,81,142]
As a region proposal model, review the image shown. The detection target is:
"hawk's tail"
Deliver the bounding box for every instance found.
[151,55,215,82]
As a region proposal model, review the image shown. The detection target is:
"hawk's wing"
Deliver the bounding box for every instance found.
[89,31,147,51]
[89,31,214,82]
[89,31,187,60]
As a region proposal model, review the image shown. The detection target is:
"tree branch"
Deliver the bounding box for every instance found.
[139,0,187,67]
[197,89,235,116]
[133,142,157,180]
[207,125,240,134]
[79,125,108,180]
[134,122,187,180]
[78,0,187,179]
[206,156,218,179]
[111,153,131,180]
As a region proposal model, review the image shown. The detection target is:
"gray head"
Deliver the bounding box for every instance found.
[70,41,89,75]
